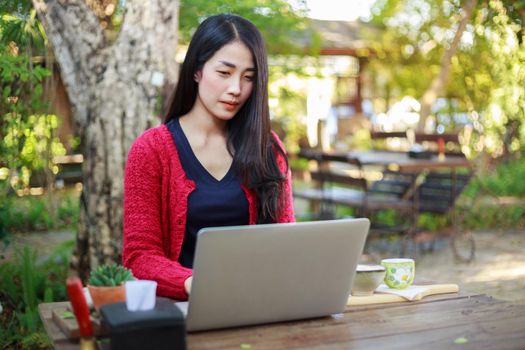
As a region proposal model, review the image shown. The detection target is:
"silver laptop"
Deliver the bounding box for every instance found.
[176,218,370,332]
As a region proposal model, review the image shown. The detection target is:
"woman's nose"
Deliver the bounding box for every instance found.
[227,77,241,95]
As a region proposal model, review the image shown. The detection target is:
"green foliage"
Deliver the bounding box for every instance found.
[475,0,525,157]
[88,263,135,287]
[0,8,47,50]
[0,0,33,15]
[0,190,79,233]
[463,159,525,198]
[289,156,309,172]
[6,114,66,173]
[478,162,525,197]
[0,242,71,349]
[269,62,310,153]
[0,45,50,114]
[56,192,80,226]
[19,248,40,334]
[427,159,525,230]
[368,0,525,158]
[179,0,314,55]
[460,201,525,230]
[0,184,8,247]
[406,160,525,230]
[417,212,448,231]
[368,0,452,102]
[0,45,64,190]
[20,332,51,349]
[1,2,66,196]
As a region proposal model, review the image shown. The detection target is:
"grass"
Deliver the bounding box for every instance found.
[0,239,73,349]
[0,188,79,235]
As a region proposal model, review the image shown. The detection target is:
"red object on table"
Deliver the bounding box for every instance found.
[437,137,445,156]
[66,277,94,337]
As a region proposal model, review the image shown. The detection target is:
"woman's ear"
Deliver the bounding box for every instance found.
[193,71,202,83]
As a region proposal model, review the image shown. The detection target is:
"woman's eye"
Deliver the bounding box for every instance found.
[218,71,230,76]
[244,75,254,81]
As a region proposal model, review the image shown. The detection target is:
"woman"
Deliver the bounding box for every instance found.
[123,14,295,300]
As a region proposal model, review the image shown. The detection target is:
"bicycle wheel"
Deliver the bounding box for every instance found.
[451,229,475,263]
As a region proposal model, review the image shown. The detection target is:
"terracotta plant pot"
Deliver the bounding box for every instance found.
[87,284,126,310]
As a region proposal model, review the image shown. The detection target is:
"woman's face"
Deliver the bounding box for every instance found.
[194,41,255,121]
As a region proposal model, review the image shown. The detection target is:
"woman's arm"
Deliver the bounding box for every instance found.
[122,133,192,300]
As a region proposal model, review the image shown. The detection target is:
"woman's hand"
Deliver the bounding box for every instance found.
[184,276,193,295]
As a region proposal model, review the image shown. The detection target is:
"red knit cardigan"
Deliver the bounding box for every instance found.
[123,124,295,300]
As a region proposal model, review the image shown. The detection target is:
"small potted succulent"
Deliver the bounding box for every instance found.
[87,263,135,310]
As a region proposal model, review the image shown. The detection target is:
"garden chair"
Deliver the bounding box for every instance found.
[293,149,414,239]
[370,130,409,151]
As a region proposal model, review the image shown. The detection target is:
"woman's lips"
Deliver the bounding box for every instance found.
[221,101,239,111]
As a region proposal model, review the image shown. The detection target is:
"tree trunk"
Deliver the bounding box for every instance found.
[32,0,180,281]
[417,0,476,132]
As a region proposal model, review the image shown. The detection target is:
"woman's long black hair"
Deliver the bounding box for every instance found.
[164,14,288,224]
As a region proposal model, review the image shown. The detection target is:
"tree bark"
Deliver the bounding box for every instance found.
[32,0,180,280]
[417,0,476,131]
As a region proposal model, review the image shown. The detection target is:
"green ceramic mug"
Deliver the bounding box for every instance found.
[381,258,415,289]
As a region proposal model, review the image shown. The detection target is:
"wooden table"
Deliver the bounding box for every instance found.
[39,291,525,349]
[346,150,474,260]
[346,150,471,173]
[296,149,475,259]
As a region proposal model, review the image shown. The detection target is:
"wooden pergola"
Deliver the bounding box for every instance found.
[307,19,378,115]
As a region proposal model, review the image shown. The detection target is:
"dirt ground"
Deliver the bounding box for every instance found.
[365,229,525,304]
[1,229,74,263]
[415,230,525,304]
[2,229,525,304]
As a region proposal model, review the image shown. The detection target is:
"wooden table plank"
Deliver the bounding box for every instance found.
[49,302,107,339]
[40,293,525,350]
[38,302,80,350]
[346,150,471,173]
[186,296,525,349]
[349,314,525,350]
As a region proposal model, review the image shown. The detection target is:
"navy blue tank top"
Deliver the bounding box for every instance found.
[166,118,249,268]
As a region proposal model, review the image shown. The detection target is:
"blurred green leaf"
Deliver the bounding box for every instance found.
[454,336,469,344]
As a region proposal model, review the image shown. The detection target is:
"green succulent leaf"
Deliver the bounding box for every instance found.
[88,263,135,286]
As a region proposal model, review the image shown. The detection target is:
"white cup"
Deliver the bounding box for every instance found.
[125,280,157,311]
